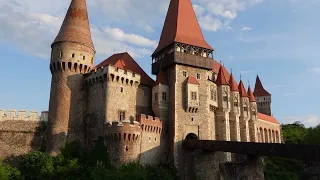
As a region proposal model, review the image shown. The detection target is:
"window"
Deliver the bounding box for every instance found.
[154,93,158,101]
[210,88,214,100]
[60,52,63,58]
[72,53,75,58]
[210,105,215,112]
[214,91,217,101]
[183,71,187,77]
[119,111,125,121]
[244,107,248,111]
[234,102,239,107]
[191,92,197,100]
[83,56,85,60]
[162,92,167,101]
[91,57,94,64]
[223,96,228,102]
[120,87,124,93]
[196,73,201,79]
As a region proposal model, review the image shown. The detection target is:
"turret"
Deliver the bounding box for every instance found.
[254,75,272,116]
[248,85,258,142]
[238,80,250,142]
[152,71,169,120]
[216,66,230,110]
[228,73,241,142]
[47,0,95,156]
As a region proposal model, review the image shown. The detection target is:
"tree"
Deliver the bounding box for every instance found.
[0,161,22,180]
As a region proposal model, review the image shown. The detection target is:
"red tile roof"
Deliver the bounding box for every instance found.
[247,86,256,102]
[154,71,168,86]
[229,74,239,92]
[254,75,271,96]
[258,113,279,124]
[52,0,94,50]
[96,52,154,86]
[216,66,229,86]
[153,0,213,55]
[187,76,200,85]
[238,80,248,97]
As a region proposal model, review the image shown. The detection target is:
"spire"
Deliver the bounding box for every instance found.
[229,73,239,92]
[153,0,213,55]
[52,0,95,50]
[248,85,256,102]
[238,80,248,97]
[254,75,271,96]
[154,70,168,86]
[216,66,229,86]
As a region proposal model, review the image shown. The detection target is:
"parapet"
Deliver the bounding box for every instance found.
[137,114,163,134]
[0,109,48,122]
[105,120,141,142]
[85,65,141,87]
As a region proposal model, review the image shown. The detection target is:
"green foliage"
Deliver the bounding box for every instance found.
[281,121,307,144]
[1,137,177,180]
[0,161,22,180]
[264,157,304,180]
[304,125,320,144]
[18,151,54,180]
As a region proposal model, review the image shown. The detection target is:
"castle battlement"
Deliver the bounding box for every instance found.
[0,109,48,122]
[138,114,162,134]
[105,120,141,142]
[85,65,141,86]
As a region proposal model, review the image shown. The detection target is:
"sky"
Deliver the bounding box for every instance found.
[0,0,320,127]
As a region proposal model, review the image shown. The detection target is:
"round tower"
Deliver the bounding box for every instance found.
[47,0,95,156]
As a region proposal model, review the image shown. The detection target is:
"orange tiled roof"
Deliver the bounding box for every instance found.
[254,75,271,96]
[229,74,239,92]
[258,113,279,124]
[238,80,248,97]
[52,0,95,50]
[153,0,213,55]
[96,52,154,86]
[187,76,200,85]
[154,71,168,86]
[216,66,229,86]
[247,86,256,102]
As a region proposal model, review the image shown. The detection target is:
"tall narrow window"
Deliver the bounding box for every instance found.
[191,92,197,100]
[154,92,158,101]
[119,111,125,121]
[83,56,85,60]
[210,88,214,100]
[72,53,75,58]
[162,92,167,101]
[196,73,201,79]
[60,52,63,58]
[234,102,239,107]
[120,87,124,93]
[183,71,187,77]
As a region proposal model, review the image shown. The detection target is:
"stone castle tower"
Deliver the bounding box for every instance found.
[47,0,95,156]
[43,0,282,178]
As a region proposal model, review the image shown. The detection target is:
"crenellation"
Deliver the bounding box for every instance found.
[0,109,48,121]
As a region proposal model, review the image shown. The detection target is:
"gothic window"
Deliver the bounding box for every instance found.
[191,92,197,100]
[223,96,228,102]
[183,71,187,77]
[162,92,167,101]
[154,92,158,101]
[234,102,239,107]
[197,73,201,79]
[119,111,125,121]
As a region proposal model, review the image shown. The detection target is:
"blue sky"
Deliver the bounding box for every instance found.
[0,0,320,127]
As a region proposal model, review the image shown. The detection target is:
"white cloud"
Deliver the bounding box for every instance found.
[241,26,252,31]
[144,25,155,33]
[281,115,320,127]
[198,15,223,32]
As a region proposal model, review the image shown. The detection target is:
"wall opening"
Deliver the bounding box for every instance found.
[185,133,198,140]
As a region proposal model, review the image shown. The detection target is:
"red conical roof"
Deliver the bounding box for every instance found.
[153,0,213,55]
[248,86,256,102]
[187,76,200,85]
[96,52,154,86]
[216,66,229,86]
[254,76,271,96]
[238,80,248,97]
[52,0,95,50]
[229,74,239,92]
[154,71,168,86]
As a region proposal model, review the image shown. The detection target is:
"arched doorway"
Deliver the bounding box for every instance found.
[186,133,198,140]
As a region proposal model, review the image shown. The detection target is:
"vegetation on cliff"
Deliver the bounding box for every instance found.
[0,137,177,180]
[264,121,320,180]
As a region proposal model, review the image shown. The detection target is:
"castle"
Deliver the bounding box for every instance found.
[0,0,282,178]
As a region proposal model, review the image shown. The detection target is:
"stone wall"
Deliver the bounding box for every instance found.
[0,110,48,160]
[256,119,281,143]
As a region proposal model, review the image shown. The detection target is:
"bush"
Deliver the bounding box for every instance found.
[18,151,54,180]
[0,161,22,180]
